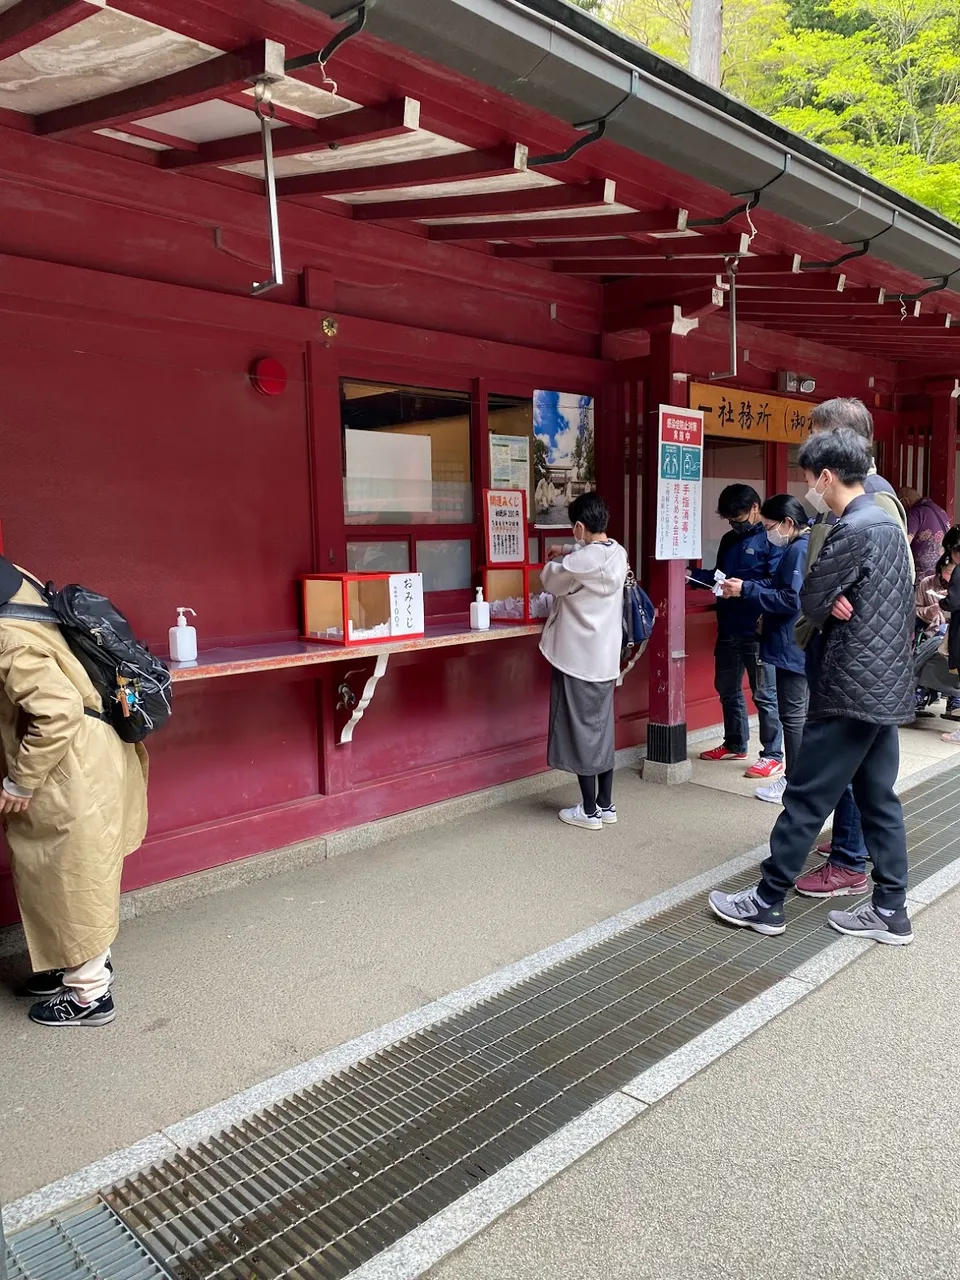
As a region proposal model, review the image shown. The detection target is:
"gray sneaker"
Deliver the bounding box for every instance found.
[827,902,914,946]
[708,887,786,935]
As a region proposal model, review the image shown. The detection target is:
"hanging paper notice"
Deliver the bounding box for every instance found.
[489,433,531,507]
[389,573,425,637]
[656,405,704,561]
[484,489,527,565]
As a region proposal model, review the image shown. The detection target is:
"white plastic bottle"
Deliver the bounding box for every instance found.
[169,607,198,661]
[470,587,490,631]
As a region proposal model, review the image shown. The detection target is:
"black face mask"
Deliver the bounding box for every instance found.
[728,519,754,538]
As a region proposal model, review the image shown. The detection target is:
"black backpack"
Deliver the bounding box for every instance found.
[0,574,172,744]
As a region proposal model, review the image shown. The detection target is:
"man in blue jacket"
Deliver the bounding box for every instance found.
[692,484,785,778]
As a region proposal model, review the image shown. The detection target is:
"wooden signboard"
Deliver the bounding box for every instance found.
[690,382,815,444]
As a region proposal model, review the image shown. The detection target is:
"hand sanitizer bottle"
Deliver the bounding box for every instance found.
[169,607,198,661]
[470,587,490,631]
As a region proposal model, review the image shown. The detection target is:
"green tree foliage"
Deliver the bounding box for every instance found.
[591,0,960,222]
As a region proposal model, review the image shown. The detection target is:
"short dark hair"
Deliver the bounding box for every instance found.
[944,526,960,554]
[937,552,952,577]
[568,492,609,534]
[797,427,871,484]
[716,484,761,519]
[760,494,809,530]
[809,397,874,444]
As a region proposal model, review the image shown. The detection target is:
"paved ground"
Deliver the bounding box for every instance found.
[432,884,960,1280]
[0,716,956,1218]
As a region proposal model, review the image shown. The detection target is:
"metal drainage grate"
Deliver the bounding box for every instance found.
[3,1203,172,1280]
[100,765,960,1280]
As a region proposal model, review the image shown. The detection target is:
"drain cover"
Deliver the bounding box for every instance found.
[88,765,960,1278]
[4,1203,171,1280]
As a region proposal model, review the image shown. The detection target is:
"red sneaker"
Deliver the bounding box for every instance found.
[813,841,832,857]
[700,745,748,762]
[795,862,868,898]
[744,757,784,780]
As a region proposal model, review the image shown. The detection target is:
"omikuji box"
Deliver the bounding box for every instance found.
[301,573,425,646]
[481,565,551,624]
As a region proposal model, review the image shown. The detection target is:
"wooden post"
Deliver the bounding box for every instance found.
[641,328,695,783]
[927,378,959,521]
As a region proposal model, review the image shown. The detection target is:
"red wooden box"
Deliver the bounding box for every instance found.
[300,573,425,646]
[481,565,550,625]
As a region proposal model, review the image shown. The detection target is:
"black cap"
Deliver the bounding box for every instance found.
[0,557,23,606]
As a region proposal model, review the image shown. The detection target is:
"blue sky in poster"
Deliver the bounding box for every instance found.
[533,391,593,466]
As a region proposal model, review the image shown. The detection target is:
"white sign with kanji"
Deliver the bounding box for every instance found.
[389,573,425,637]
[656,405,704,561]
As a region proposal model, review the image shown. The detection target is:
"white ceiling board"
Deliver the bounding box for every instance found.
[96,126,169,150]
[240,76,359,120]
[423,200,637,225]
[227,130,468,180]
[336,170,558,205]
[0,7,219,115]
[134,98,264,143]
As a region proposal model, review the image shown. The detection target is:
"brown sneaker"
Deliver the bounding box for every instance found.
[795,862,868,898]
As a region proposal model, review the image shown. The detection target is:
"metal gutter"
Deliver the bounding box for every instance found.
[299,0,960,283]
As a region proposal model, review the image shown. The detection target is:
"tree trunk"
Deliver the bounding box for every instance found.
[689,0,722,87]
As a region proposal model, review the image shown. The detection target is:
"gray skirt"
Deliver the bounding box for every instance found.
[547,667,616,776]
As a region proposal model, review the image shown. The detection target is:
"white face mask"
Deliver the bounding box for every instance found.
[805,476,831,516]
[766,522,791,548]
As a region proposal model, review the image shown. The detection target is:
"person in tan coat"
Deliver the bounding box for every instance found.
[0,559,148,1027]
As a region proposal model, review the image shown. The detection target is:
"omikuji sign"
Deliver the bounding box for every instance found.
[656,405,704,561]
[690,382,815,443]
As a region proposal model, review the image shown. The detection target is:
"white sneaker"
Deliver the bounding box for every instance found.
[599,805,618,825]
[559,804,603,830]
[755,776,787,805]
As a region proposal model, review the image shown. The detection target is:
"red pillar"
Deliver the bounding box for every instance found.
[641,327,695,782]
[928,378,959,521]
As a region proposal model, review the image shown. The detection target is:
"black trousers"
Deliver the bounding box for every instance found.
[775,668,809,782]
[758,717,908,911]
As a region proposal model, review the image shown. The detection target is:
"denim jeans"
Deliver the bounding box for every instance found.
[829,786,869,872]
[714,636,784,761]
[759,718,907,911]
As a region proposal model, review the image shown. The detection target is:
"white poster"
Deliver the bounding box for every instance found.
[655,405,704,561]
[345,429,432,515]
[389,573,425,636]
[489,433,531,507]
[484,489,527,565]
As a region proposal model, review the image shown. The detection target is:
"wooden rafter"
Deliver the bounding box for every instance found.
[276,144,528,198]
[35,40,285,140]
[494,232,749,261]
[352,179,616,222]
[0,0,98,63]
[159,98,420,170]
[428,208,689,243]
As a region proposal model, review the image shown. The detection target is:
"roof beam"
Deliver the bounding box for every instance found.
[352,179,616,223]
[736,273,847,292]
[554,253,800,278]
[35,40,285,140]
[495,232,749,260]
[737,289,888,313]
[429,207,689,243]
[276,144,528,198]
[159,98,420,171]
[0,0,99,63]
[605,288,726,334]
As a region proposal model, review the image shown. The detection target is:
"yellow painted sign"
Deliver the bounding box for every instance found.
[690,382,814,444]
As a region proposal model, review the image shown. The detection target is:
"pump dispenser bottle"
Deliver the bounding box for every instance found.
[169,607,198,661]
[470,587,490,631]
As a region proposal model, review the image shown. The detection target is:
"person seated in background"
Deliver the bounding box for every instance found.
[539,493,628,831]
[691,484,784,781]
[900,486,950,581]
[914,553,958,719]
[719,494,810,807]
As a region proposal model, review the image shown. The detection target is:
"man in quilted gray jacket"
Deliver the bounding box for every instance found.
[709,427,916,945]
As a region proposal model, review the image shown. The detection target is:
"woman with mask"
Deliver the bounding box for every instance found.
[719,494,810,805]
[540,493,628,830]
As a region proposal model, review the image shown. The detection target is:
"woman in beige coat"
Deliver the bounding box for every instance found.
[0,561,148,1027]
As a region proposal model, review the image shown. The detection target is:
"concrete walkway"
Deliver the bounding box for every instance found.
[432,885,960,1280]
[1,716,957,1231]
